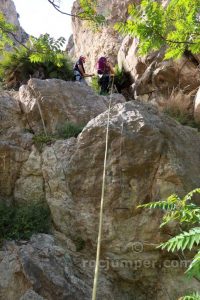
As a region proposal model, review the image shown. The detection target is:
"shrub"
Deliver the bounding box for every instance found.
[0,202,51,242]
[90,75,100,93]
[32,123,84,150]
[32,133,55,151]
[56,122,84,139]
[0,34,74,90]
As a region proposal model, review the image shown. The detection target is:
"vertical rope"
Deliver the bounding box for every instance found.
[92,76,114,300]
[36,94,47,136]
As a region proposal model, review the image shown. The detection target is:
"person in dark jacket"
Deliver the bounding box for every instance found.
[74,56,93,83]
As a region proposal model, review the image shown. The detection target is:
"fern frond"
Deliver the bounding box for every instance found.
[138,200,176,210]
[138,188,200,225]
[159,227,200,252]
[186,249,200,279]
[181,292,200,300]
[183,188,200,203]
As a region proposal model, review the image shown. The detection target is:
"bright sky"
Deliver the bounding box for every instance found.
[13,0,74,43]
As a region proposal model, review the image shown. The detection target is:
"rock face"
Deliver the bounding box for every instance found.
[118,35,200,113]
[18,78,125,134]
[0,91,23,138]
[48,101,199,299]
[0,0,27,44]
[132,52,200,112]
[1,79,200,299]
[0,78,125,204]
[71,0,133,73]
[0,234,92,300]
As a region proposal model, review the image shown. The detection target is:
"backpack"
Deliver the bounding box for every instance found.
[96,57,107,75]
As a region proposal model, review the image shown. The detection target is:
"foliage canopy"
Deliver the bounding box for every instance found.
[115,0,200,59]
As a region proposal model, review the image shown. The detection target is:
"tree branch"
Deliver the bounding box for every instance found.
[0,24,30,51]
[47,0,91,20]
[154,28,197,45]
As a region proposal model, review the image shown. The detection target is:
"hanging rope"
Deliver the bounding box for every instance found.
[92,76,115,300]
[35,92,47,136]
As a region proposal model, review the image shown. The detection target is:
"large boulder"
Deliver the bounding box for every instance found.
[134,56,200,99]
[19,79,125,134]
[0,234,116,300]
[0,79,125,204]
[40,101,200,299]
[0,234,93,300]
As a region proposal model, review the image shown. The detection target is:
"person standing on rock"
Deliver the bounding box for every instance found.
[73,55,93,83]
[97,56,115,95]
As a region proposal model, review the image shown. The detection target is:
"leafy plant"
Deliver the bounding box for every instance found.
[56,122,84,139]
[0,12,15,53]
[0,202,51,242]
[0,34,74,89]
[28,34,66,66]
[33,122,84,151]
[115,0,200,59]
[90,75,101,93]
[33,133,55,151]
[79,0,106,29]
[138,188,200,298]
[181,293,200,300]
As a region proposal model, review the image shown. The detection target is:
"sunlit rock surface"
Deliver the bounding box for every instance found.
[0,79,200,299]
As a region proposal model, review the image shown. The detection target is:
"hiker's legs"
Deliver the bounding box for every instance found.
[99,74,110,95]
[74,70,82,82]
[74,70,87,85]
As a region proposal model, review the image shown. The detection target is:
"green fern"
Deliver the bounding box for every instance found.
[181,292,200,300]
[183,189,200,203]
[159,227,200,252]
[138,194,179,211]
[186,250,200,279]
[138,189,200,226]
[138,188,200,298]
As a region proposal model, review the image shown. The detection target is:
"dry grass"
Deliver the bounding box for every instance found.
[163,87,200,130]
